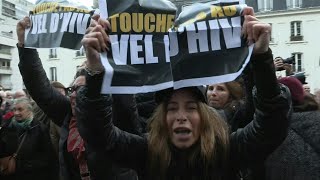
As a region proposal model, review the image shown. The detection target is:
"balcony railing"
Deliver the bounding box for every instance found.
[75,51,85,57]
[290,35,303,41]
[258,8,273,12]
[49,54,58,59]
[287,5,302,9]
[0,49,11,55]
[2,3,15,11]
[0,82,13,89]
[0,31,13,39]
[1,11,16,19]
[0,66,12,75]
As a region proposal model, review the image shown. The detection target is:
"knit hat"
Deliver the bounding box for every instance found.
[278,76,305,105]
[155,86,207,104]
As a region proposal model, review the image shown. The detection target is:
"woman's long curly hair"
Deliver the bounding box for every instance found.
[147,99,230,179]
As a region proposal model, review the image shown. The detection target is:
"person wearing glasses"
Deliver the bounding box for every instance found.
[16,31,87,179]
[16,16,143,180]
[76,6,291,180]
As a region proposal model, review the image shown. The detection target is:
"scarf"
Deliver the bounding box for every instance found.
[11,117,33,130]
[67,116,86,161]
[67,116,90,179]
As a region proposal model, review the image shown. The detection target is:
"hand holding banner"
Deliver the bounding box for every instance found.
[25,0,94,49]
[99,0,253,94]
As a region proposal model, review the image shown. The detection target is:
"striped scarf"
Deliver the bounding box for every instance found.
[67,116,90,180]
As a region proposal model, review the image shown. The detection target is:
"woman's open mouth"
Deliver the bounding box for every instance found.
[173,127,192,140]
[174,128,191,135]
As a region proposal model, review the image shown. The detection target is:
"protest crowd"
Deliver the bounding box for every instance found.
[0,0,319,180]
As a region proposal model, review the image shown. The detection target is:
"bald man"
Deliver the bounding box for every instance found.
[303,84,311,94]
[14,90,27,99]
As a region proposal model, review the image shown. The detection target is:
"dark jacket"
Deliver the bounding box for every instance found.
[18,47,80,180]
[33,103,61,157]
[224,63,256,133]
[265,95,320,180]
[18,47,139,180]
[0,119,58,180]
[76,50,291,179]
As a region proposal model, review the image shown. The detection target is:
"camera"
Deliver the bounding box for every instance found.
[275,55,296,72]
[283,56,295,65]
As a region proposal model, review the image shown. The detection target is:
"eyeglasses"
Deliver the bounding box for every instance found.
[65,85,84,95]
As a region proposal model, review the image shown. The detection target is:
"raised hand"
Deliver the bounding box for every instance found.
[16,16,31,47]
[242,7,271,54]
[274,57,285,71]
[81,14,111,72]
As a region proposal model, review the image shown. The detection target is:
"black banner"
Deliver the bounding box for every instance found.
[25,0,94,49]
[100,0,253,94]
[100,0,177,94]
[170,2,251,89]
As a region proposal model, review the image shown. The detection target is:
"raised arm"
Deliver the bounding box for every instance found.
[16,17,70,126]
[76,14,148,173]
[230,12,291,167]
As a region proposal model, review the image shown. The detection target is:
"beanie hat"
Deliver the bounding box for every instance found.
[278,77,305,105]
[155,86,207,104]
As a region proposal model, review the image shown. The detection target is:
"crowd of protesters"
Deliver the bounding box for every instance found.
[0,4,319,180]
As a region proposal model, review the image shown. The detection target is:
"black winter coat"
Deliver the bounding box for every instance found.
[18,47,81,180]
[18,47,140,180]
[76,50,292,179]
[265,95,320,180]
[0,119,58,180]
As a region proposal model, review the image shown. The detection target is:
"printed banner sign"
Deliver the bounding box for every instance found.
[100,0,177,94]
[25,0,94,49]
[98,0,253,94]
[169,2,252,89]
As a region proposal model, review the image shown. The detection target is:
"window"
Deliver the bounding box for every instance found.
[258,0,273,11]
[290,21,303,41]
[49,48,57,59]
[0,44,12,54]
[2,0,15,9]
[287,0,302,9]
[292,53,303,72]
[2,0,16,17]
[0,60,11,69]
[75,48,85,57]
[50,67,57,81]
[1,7,15,17]
[269,23,274,42]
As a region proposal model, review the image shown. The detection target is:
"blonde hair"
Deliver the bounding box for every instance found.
[147,101,230,178]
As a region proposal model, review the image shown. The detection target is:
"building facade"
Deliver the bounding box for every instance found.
[170,0,320,92]
[0,0,34,91]
[0,0,86,91]
[249,0,320,92]
[35,48,86,88]
[255,5,320,93]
